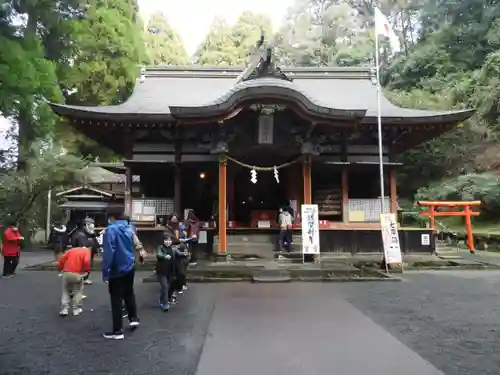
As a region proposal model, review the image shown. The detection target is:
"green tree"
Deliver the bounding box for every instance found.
[0,33,63,165]
[274,0,374,67]
[193,16,239,66]
[194,12,273,66]
[61,0,144,106]
[378,0,500,205]
[55,0,146,159]
[145,11,189,65]
[230,11,273,65]
[0,142,84,238]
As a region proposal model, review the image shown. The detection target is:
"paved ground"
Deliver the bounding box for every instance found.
[2,262,500,374]
[338,270,500,375]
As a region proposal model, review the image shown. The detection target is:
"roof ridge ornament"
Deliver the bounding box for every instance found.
[235,33,292,83]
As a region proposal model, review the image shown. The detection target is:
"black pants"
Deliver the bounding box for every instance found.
[174,260,187,291]
[157,273,173,305]
[3,255,19,276]
[279,229,292,251]
[189,242,199,263]
[108,271,138,332]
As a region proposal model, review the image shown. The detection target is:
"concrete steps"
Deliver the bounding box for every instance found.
[252,269,292,283]
[435,239,462,259]
[214,233,303,259]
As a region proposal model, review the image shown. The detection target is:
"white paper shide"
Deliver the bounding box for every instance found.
[301,204,320,254]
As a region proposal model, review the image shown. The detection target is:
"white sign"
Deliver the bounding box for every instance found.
[380,213,402,264]
[257,220,271,228]
[421,234,430,246]
[301,204,320,254]
[258,114,274,144]
[198,230,207,244]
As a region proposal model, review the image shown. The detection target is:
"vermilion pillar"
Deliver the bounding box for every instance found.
[218,155,227,254]
[389,167,397,215]
[302,155,312,204]
[228,168,235,222]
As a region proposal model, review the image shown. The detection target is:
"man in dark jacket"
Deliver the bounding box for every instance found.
[101,210,140,340]
[72,217,99,285]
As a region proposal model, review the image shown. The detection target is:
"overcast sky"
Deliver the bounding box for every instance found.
[0,0,293,139]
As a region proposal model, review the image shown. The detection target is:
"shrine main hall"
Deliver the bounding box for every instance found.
[50,45,473,254]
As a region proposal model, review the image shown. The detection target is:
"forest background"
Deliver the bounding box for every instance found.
[1,0,499,235]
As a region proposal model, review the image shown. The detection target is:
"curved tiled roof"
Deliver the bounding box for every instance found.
[50,66,474,125]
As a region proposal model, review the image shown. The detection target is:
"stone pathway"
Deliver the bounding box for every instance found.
[195,284,443,375]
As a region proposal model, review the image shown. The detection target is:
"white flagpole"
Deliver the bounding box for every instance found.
[374,10,389,274]
[374,23,385,214]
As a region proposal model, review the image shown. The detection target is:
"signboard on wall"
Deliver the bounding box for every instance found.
[421,234,430,246]
[380,213,402,264]
[301,204,320,254]
[258,114,274,144]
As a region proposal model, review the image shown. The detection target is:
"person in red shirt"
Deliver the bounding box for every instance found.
[2,221,24,278]
[58,244,91,317]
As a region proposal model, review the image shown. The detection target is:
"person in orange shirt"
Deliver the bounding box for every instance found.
[58,244,91,317]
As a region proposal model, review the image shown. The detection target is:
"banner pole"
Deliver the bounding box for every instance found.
[374,13,389,274]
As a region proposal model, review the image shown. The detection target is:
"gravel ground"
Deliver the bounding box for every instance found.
[338,270,500,375]
[2,266,500,375]
[0,270,217,375]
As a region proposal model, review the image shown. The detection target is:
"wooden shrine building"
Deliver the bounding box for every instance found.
[50,42,474,254]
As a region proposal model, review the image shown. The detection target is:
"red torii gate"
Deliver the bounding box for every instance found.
[417,201,481,254]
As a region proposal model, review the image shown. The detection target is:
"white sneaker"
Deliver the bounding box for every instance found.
[129,319,140,328]
[84,280,92,285]
[103,330,125,340]
[81,295,87,300]
[73,308,83,316]
[59,308,69,317]
[182,285,188,291]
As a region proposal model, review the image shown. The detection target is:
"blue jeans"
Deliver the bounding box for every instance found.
[157,274,170,305]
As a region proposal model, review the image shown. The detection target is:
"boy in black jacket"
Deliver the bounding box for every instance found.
[156,214,192,311]
[156,236,177,311]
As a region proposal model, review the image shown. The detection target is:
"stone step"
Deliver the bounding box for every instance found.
[252,269,292,283]
[214,234,303,244]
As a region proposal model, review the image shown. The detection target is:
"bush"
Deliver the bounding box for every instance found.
[415,173,500,220]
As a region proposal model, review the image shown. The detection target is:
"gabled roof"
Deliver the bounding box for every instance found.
[50,65,473,125]
[81,166,140,183]
[56,185,114,198]
[49,37,474,155]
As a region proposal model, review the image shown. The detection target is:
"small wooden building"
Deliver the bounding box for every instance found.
[57,166,140,227]
[50,43,474,254]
